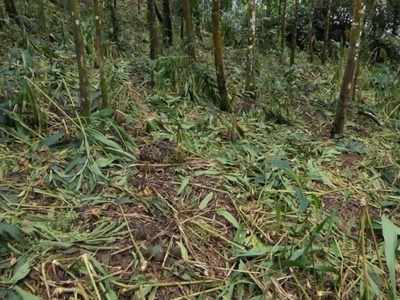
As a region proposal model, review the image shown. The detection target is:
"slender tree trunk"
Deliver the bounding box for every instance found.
[162,0,173,47]
[290,0,299,65]
[212,0,230,111]
[321,0,332,64]
[180,14,184,40]
[195,12,203,42]
[307,0,316,62]
[245,0,256,96]
[61,0,68,44]
[147,0,160,60]
[38,0,47,33]
[154,2,163,23]
[280,0,287,61]
[93,0,109,109]
[277,0,282,45]
[70,0,91,117]
[4,0,20,26]
[182,0,196,62]
[331,0,365,137]
[352,61,361,101]
[109,0,120,48]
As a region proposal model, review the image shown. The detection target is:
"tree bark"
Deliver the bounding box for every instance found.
[154,2,163,24]
[182,0,196,62]
[70,0,91,116]
[93,0,109,109]
[307,0,316,62]
[290,0,299,65]
[180,14,184,40]
[280,0,287,61]
[212,0,230,112]
[277,0,282,45]
[147,0,160,60]
[38,0,47,33]
[109,0,120,48]
[245,0,256,96]
[321,0,332,64]
[331,0,365,137]
[162,0,173,47]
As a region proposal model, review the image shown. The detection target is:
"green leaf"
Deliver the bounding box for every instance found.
[105,289,118,300]
[216,209,240,229]
[271,158,291,172]
[199,192,213,210]
[294,188,309,212]
[177,177,190,195]
[382,216,400,297]
[11,259,32,284]
[41,132,64,148]
[177,241,189,260]
[14,286,41,300]
[88,129,123,150]
[307,160,333,187]
[95,157,115,168]
[0,223,23,242]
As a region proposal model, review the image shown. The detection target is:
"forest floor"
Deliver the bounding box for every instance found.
[1,9,400,300]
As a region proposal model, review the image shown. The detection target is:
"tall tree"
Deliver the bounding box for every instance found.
[182,0,196,61]
[212,0,230,111]
[70,0,91,116]
[147,0,160,60]
[290,0,299,65]
[280,0,287,61]
[331,0,365,137]
[307,0,316,62]
[321,0,332,64]
[109,0,120,48]
[38,0,47,33]
[93,0,108,108]
[162,0,173,47]
[245,0,257,96]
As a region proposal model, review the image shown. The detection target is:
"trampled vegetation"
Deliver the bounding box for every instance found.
[0,0,400,299]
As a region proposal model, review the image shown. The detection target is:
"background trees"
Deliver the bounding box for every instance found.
[1,1,400,299]
[331,0,366,136]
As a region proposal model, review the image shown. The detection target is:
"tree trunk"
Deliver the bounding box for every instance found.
[182,0,196,62]
[162,0,173,47]
[4,0,20,26]
[321,0,332,64]
[331,0,365,137]
[212,0,230,112]
[290,0,299,65]
[93,0,109,109]
[245,0,256,96]
[280,0,287,61]
[307,0,316,62]
[70,0,91,117]
[109,0,120,48]
[277,0,282,45]
[38,0,47,33]
[154,2,163,24]
[180,14,184,40]
[147,0,160,60]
